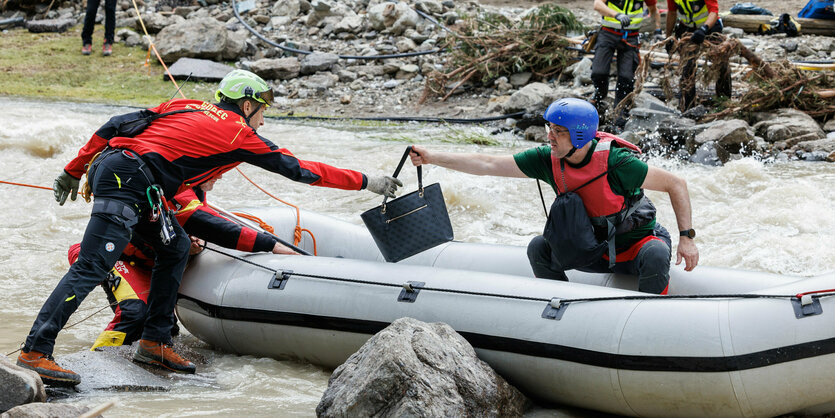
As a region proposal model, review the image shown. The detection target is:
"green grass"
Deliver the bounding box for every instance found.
[0,25,224,106]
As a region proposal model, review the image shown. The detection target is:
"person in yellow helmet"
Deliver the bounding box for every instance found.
[665,0,731,110]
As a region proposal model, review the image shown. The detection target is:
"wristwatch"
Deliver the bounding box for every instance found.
[680,229,696,239]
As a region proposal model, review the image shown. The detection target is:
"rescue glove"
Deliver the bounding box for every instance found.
[53,170,80,206]
[366,175,403,198]
[665,38,675,54]
[614,13,632,29]
[654,28,665,41]
[690,25,708,44]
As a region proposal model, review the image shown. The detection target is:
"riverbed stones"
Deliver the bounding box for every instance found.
[0,355,45,412]
[316,317,530,417]
[135,13,184,34]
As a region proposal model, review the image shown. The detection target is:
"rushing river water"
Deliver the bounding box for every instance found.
[1,97,834,416]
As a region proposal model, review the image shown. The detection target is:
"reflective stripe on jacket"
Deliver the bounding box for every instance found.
[601,0,645,31]
[673,0,709,26]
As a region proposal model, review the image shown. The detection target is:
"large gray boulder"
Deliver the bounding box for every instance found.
[689,119,754,154]
[251,57,301,80]
[25,18,74,33]
[155,18,243,61]
[316,317,530,417]
[751,109,825,143]
[3,403,90,418]
[0,355,45,413]
[166,57,234,81]
[300,52,339,75]
[500,82,554,113]
[56,348,170,393]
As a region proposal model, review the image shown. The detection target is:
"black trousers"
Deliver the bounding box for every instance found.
[24,151,190,355]
[527,224,672,294]
[591,29,640,110]
[81,0,117,45]
[677,20,732,110]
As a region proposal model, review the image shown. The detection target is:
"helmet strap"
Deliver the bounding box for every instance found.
[565,147,577,159]
[244,102,263,128]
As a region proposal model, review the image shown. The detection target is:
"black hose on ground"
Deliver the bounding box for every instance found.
[266,111,526,124]
[231,0,441,60]
[0,17,24,26]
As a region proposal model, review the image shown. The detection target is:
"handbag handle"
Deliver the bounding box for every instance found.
[381,146,423,212]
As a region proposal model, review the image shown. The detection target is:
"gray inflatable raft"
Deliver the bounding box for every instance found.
[177,207,835,417]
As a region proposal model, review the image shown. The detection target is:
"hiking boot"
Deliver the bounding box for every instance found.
[81,44,92,55]
[102,43,112,56]
[133,339,196,374]
[17,351,81,387]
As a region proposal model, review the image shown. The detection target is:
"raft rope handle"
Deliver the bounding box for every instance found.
[234,167,317,255]
[796,289,835,305]
[200,245,835,305]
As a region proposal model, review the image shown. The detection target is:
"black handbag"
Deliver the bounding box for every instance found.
[361,146,454,262]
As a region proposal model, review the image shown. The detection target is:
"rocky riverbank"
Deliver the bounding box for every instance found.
[2,0,834,162]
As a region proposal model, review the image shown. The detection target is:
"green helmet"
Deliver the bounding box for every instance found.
[215,69,274,107]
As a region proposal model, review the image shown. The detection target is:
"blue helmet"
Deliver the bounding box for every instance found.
[543,98,599,149]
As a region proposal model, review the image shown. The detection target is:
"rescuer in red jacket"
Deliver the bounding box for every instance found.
[18,70,401,386]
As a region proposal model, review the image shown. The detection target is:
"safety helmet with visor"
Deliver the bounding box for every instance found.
[215,69,274,107]
[543,98,599,149]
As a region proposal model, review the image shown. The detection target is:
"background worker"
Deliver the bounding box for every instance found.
[18,70,401,386]
[591,0,660,127]
[665,0,731,110]
[84,174,293,350]
[80,0,116,56]
[409,98,698,294]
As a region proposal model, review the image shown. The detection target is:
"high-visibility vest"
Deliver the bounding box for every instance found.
[673,0,710,26]
[601,0,645,31]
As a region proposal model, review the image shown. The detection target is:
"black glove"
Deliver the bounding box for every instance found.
[665,39,674,54]
[53,170,80,206]
[690,25,708,44]
[614,13,632,29]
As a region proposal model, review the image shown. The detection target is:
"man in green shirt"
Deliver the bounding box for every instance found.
[409,98,698,294]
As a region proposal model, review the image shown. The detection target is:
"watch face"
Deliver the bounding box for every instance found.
[681,229,696,238]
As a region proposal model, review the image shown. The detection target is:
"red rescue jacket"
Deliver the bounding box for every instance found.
[64,100,366,198]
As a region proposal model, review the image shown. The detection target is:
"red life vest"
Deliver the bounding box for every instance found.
[551,132,641,219]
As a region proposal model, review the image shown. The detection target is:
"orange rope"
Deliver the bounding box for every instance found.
[0,180,51,190]
[235,167,317,255]
[150,44,184,98]
[232,212,275,233]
